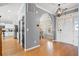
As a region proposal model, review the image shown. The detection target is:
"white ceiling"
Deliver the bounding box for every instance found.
[0,3,79,25]
[0,3,24,25]
[36,3,79,14]
[0,3,8,6]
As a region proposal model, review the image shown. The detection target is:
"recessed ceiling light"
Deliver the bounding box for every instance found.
[8,10,11,12]
[36,11,38,14]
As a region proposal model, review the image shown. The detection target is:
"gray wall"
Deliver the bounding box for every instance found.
[26,3,56,49]
[26,3,49,49]
[78,5,79,56]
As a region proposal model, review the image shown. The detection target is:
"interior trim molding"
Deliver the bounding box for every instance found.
[55,40,78,46]
[36,4,52,14]
[24,45,40,51]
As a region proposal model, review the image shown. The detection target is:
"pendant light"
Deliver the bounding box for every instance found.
[56,4,63,17]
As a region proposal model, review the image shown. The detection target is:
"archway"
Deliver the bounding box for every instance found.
[39,13,54,40]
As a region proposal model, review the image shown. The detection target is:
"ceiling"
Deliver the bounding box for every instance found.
[35,3,79,14]
[0,3,8,6]
[0,3,24,25]
[0,3,79,25]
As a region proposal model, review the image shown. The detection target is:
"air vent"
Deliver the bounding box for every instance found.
[63,8,78,15]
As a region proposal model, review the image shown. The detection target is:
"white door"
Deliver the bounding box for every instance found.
[56,14,79,46]
[56,17,64,42]
[73,15,79,46]
[20,20,22,46]
[62,16,74,45]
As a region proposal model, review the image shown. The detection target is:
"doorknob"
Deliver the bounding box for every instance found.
[60,29,62,31]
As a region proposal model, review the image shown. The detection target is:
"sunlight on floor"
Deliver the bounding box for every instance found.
[47,41,53,51]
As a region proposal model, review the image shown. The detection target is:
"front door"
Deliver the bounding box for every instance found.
[62,16,74,45]
[56,15,74,45]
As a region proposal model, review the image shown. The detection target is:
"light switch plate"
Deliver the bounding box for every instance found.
[27,28,29,31]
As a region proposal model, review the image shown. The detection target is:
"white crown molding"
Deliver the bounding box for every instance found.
[36,4,52,14]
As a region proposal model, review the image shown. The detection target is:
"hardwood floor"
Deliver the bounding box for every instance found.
[2,37,24,56]
[2,37,78,56]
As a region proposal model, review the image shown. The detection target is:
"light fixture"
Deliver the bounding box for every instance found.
[8,10,11,13]
[36,10,38,14]
[55,4,63,17]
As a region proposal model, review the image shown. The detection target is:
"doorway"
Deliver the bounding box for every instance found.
[39,13,54,40]
[19,16,25,48]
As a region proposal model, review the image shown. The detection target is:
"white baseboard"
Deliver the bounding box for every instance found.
[24,49,27,52]
[24,45,40,51]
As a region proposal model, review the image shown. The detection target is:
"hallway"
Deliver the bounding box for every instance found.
[2,37,78,56]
